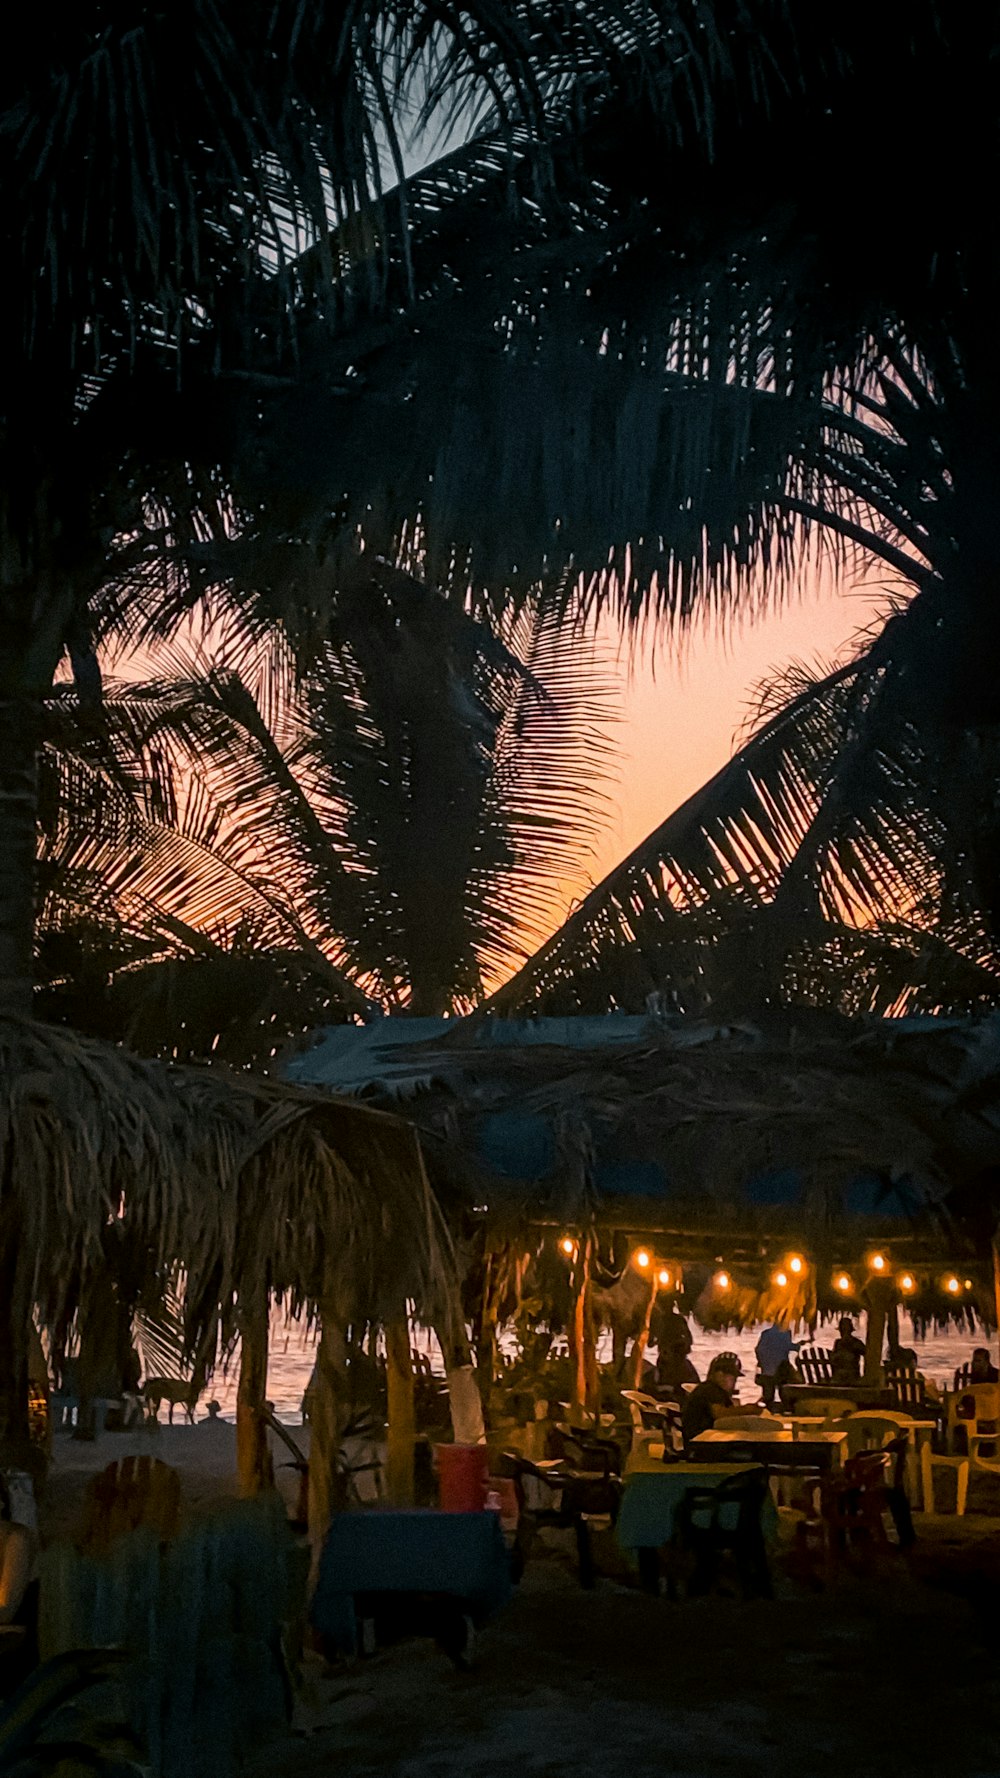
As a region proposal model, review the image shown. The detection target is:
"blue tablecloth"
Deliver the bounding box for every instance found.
[616,1462,777,1553]
[310,1510,512,1653]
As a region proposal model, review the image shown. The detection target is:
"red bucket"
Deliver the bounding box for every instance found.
[436,1442,489,1512]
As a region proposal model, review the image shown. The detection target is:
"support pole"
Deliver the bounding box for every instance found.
[886,1301,901,1367]
[308,1294,351,1582]
[569,1234,599,1425]
[863,1281,892,1383]
[992,1235,1000,1370]
[631,1275,659,1391]
[385,1310,416,1506]
[236,1287,274,1498]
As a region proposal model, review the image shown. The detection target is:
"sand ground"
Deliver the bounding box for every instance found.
[37,1426,1000,1778]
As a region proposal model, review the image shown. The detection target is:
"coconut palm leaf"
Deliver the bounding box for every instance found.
[484,612,1000,1020]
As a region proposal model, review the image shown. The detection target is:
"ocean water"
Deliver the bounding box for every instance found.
[198,1313,989,1423]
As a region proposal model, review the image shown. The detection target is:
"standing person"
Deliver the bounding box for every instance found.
[680,1354,763,1452]
[754,1323,799,1409]
[831,1317,866,1383]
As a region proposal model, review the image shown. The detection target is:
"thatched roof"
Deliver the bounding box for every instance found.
[290,1010,1000,1324]
[0,1018,454,1356]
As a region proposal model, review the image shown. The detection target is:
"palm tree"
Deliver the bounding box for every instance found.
[5,1,729,1019]
[485,336,1000,1017]
[36,568,615,1055]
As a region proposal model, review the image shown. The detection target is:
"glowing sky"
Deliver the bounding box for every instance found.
[576,564,890,904]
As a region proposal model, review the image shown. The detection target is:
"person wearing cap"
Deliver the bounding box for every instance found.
[680,1353,763,1452]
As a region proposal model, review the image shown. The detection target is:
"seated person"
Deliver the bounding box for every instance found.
[893,1347,941,1402]
[830,1317,866,1383]
[655,1342,700,1401]
[970,1347,999,1385]
[681,1353,763,1451]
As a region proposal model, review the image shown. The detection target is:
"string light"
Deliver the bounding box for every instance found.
[946,1276,961,1294]
[899,1274,915,1293]
[715,1271,730,1291]
[657,1268,672,1288]
[559,1236,575,1257]
[964,1279,974,1290]
[774,1271,788,1288]
[635,1249,651,1270]
[788,1255,804,1275]
[871,1253,887,1272]
[835,1273,852,1293]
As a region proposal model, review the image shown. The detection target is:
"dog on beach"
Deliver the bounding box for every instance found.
[143,1377,200,1425]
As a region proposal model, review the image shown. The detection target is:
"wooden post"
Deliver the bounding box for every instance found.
[236,1287,274,1498]
[385,1310,416,1506]
[863,1281,891,1382]
[886,1301,901,1366]
[569,1234,599,1425]
[631,1275,659,1390]
[475,1255,498,1413]
[992,1235,1000,1369]
[308,1293,352,1581]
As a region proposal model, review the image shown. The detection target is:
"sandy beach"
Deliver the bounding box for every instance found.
[37,1417,312,1543]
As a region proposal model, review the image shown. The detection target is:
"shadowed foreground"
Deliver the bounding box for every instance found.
[266,1521,1000,1778]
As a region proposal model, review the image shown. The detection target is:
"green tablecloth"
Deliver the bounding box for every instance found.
[615,1462,778,1553]
[310,1510,512,1654]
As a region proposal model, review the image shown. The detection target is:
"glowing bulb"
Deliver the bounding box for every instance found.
[559,1236,575,1257]
[657,1268,672,1288]
[774,1271,788,1288]
[900,1274,915,1293]
[965,1279,974,1290]
[715,1271,730,1291]
[871,1254,886,1272]
[635,1249,651,1270]
[835,1273,852,1293]
[788,1255,804,1275]
[946,1276,960,1294]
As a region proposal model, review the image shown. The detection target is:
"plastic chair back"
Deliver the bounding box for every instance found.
[798,1347,834,1385]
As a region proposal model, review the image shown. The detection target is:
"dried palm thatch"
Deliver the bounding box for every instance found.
[367,1011,1000,1328]
[0,1016,454,1368]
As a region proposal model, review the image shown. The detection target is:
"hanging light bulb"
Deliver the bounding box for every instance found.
[899,1273,915,1294]
[635,1248,651,1270]
[715,1270,730,1291]
[835,1273,852,1293]
[964,1279,974,1291]
[774,1270,788,1288]
[657,1268,672,1288]
[559,1236,575,1257]
[945,1275,961,1294]
[871,1253,887,1273]
[788,1255,804,1275]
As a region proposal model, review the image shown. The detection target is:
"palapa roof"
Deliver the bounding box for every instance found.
[289,1010,1000,1294]
[0,1018,455,1355]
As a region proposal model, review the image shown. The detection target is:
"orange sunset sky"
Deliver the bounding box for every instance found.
[576,562,890,906]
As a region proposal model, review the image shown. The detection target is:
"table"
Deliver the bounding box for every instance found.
[310,1510,512,1656]
[616,1460,777,1593]
[691,1428,848,1472]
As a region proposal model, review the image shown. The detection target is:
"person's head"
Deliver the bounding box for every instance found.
[709,1352,742,1397]
[971,1347,993,1377]
[838,1318,855,1338]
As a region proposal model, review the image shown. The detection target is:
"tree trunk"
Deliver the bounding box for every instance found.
[236,1288,274,1498]
[385,1312,416,1506]
[0,699,40,1018]
[435,1311,485,1445]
